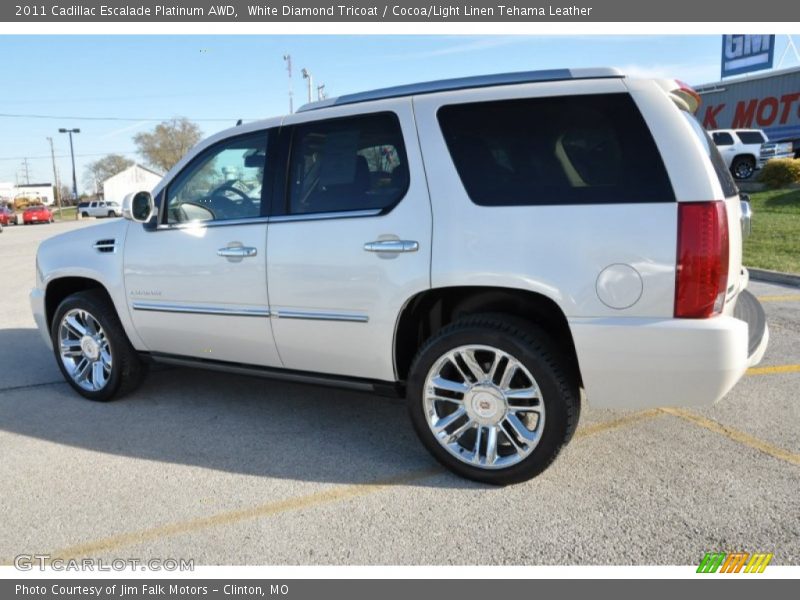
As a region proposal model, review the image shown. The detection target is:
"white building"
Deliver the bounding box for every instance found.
[0,182,56,206]
[102,164,163,205]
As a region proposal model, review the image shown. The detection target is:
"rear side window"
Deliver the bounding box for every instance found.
[437,93,674,206]
[712,132,735,146]
[736,131,766,145]
[682,113,739,198]
[287,112,409,215]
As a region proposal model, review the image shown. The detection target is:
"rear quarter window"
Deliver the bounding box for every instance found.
[682,113,739,198]
[437,93,675,206]
[712,132,735,146]
[736,131,766,145]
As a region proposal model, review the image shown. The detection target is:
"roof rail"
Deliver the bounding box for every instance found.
[297,68,624,112]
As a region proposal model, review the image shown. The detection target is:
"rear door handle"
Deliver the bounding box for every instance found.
[363,240,419,253]
[217,246,257,258]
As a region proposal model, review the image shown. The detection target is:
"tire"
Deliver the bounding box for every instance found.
[407,314,579,485]
[81,211,89,218]
[731,156,755,180]
[107,211,115,218]
[51,289,147,401]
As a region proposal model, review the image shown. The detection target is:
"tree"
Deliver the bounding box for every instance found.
[133,117,202,173]
[84,154,134,194]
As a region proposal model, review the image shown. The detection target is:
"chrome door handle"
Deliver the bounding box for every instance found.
[217,246,257,258]
[363,240,419,253]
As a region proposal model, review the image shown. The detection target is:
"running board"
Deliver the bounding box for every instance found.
[144,352,404,397]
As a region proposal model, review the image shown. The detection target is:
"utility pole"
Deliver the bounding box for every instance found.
[283,53,294,114]
[301,68,313,104]
[20,158,30,185]
[58,128,80,207]
[46,137,62,219]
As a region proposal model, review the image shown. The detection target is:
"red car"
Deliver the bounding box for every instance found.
[23,205,53,225]
[0,205,15,226]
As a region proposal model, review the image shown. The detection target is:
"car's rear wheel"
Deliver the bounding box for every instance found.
[81,211,89,218]
[107,211,115,218]
[732,156,755,180]
[51,290,147,401]
[407,315,579,485]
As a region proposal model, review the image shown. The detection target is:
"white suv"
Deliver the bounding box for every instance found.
[708,128,768,180]
[79,200,122,218]
[31,69,768,484]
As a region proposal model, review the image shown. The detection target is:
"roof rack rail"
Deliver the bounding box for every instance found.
[297,67,624,113]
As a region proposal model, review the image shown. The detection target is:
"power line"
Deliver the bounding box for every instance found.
[0,151,138,162]
[0,112,259,123]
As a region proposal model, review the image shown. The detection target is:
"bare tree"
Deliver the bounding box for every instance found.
[133,118,203,173]
[84,154,134,194]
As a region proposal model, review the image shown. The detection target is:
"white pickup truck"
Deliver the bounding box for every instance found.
[708,128,769,180]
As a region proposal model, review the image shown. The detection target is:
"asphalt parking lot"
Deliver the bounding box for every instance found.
[0,219,798,566]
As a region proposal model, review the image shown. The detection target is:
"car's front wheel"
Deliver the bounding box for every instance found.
[407,315,579,485]
[51,290,147,401]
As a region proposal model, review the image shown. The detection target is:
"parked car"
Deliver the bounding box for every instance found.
[759,137,800,167]
[23,205,53,225]
[0,205,16,226]
[708,128,768,180]
[79,200,122,218]
[31,69,768,484]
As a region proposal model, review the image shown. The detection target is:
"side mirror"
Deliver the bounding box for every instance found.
[122,191,155,223]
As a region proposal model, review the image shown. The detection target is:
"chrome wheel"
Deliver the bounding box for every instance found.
[58,308,112,392]
[423,344,545,470]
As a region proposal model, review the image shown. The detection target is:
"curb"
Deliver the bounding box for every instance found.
[748,267,800,288]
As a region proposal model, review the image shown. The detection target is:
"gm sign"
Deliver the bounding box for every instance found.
[722,35,775,78]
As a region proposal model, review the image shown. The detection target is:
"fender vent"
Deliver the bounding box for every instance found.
[93,239,116,253]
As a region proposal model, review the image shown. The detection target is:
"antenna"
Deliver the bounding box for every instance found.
[301,68,313,104]
[283,53,294,114]
[317,84,327,101]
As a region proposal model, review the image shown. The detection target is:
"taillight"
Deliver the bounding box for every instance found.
[675,201,729,318]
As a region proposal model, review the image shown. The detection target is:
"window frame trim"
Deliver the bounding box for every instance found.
[274,110,411,219]
[158,128,275,227]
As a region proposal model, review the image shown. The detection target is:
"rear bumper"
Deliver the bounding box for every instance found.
[570,291,768,409]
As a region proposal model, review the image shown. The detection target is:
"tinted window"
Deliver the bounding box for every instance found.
[682,113,739,198]
[712,132,735,146]
[736,131,766,145]
[437,93,674,206]
[287,113,408,215]
[166,131,268,224]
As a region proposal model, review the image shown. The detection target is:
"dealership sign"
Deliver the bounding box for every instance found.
[721,35,775,78]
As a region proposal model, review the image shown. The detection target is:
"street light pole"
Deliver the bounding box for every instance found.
[46,137,63,219]
[58,128,80,210]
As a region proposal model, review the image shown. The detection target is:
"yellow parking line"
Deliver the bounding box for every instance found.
[747,364,800,376]
[660,407,800,467]
[39,408,661,561]
[756,294,800,302]
[573,409,663,439]
[48,466,443,561]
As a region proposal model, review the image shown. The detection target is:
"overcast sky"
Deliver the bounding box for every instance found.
[1,34,798,190]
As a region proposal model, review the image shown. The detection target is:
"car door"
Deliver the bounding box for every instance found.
[123,128,282,367]
[267,100,431,381]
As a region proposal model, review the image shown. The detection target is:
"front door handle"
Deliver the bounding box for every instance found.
[217,246,257,258]
[363,240,419,253]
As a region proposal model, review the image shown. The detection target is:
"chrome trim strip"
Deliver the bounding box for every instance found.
[131,301,270,318]
[275,310,369,323]
[269,209,381,223]
[154,209,381,231]
[156,216,270,231]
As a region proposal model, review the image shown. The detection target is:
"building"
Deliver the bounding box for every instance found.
[102,164,163,205]
[0,182,56,206]
[694,65,800,141]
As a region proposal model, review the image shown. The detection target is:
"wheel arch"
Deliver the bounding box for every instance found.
[394,286,582,387]
[45,276,114,331]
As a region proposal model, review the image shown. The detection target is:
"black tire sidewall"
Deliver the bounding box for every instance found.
[50,292,126,401]
[407,321,575,485]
